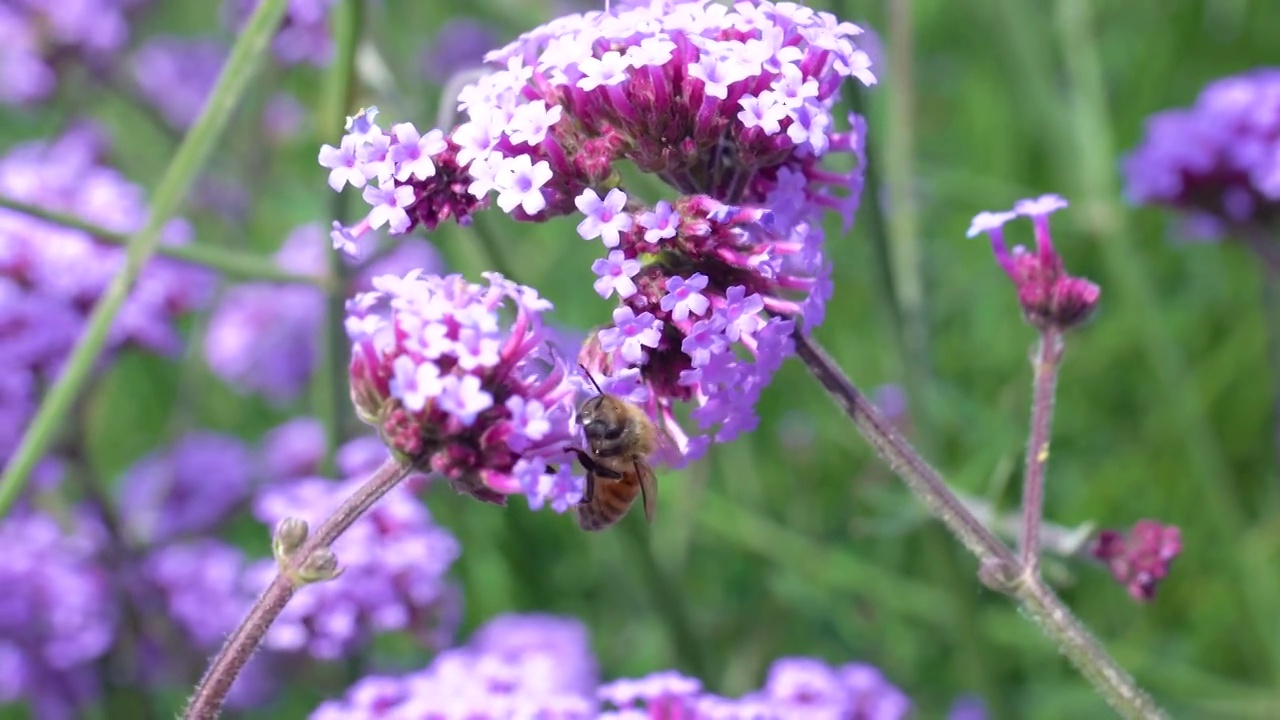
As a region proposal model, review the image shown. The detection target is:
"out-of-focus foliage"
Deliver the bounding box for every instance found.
[2,0,1279,718]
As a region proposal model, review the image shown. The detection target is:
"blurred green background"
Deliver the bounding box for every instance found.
[4,0,1280,718]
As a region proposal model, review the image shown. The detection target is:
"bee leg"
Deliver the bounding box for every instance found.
[564,447,623,479]
[581,472,595,504]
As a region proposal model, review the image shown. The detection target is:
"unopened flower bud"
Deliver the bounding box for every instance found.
[967,195,1100,332]
[272,516,309,563]
[293,547,343,585]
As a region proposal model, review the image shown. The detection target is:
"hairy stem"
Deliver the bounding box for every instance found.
[183,457,412,719]
[1021,329,1064,572]
[792,329,1168,719]
[0,0,291,518]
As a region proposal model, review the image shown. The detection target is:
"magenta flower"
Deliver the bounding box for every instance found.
[1090,519,1183,602]
[346,272,584,508]
[597,306,662,366]
[967,195,1100,332]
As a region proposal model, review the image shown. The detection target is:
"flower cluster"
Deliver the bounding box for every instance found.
[323,0,875,467]
[1089,519,1183,602]
[0,126,213,464]
[204,224,444,404]
[223,0,337,66]
[312,612,912,720]
[0,0,146,105]
[0,510,115,720]
[967,195,1100,333]
[1122,68,1280,240]
[346,271,587,509]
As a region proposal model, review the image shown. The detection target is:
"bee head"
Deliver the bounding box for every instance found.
[578,395,627,442]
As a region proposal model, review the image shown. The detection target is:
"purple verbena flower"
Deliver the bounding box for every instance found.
[967,195,1100,332]
[347,271,586,508]
[1090,519,1182,602]
[0,510,115,719]
[320,2,876,470]
[116,431,256,544]
[1123,68,1280,241]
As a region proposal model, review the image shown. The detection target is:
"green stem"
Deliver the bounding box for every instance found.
[0,195,326,288]
[793,330,1168,719]
[0,0,292,518]
[312,0,364,476]
[881,0,932,412]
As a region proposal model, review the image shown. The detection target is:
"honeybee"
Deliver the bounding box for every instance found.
[564,366,660,531]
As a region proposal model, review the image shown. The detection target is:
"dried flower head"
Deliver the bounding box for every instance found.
[1089,519,1182,602]
[967,194,1100,332]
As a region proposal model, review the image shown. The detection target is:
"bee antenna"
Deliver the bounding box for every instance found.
[579,364,606,395]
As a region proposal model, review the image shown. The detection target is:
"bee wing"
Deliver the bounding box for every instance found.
[635,460,658,524]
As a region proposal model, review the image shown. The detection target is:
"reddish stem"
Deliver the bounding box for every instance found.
[1021,329,1064,572]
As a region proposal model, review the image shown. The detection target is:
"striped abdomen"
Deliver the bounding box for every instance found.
[575,470,642,531]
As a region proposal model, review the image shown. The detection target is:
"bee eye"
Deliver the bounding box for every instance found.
[601,425,625,441]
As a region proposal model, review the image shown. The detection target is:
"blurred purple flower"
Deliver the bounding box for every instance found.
[260,417,326,481]
[1090,519,1182,602]
[224,0,337,66]
[420,17,499,85]
[967,195,1100,332]
[250,473,461,658]
[316,617,910,720]
[0,126,212,474]
[1123,68,1280,240]
[311,612,597,719]
[116,431,256,544]
[947,694,989,720]
[141,539,283,708]
[204,224,445,404]
[265,92,308,143]
[324,2,875,469]
[0,0,145,106]
[131,36,227,130]
[0,510,115,719]
[346,271,586,509]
